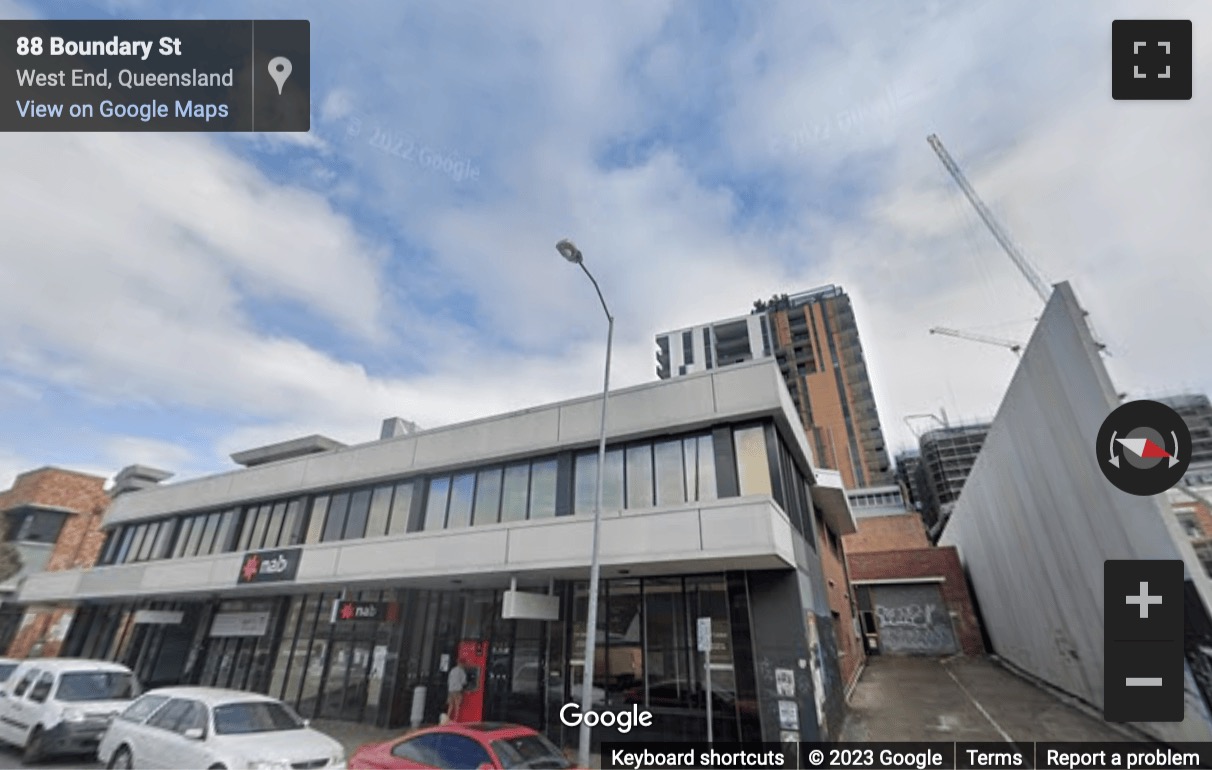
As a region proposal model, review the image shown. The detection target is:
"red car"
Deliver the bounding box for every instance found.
[350,721,580,770]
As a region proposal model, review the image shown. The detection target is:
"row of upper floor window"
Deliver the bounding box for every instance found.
[98,422,831,567]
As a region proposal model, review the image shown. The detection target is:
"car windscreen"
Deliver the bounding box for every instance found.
[213,701,306,735]
[55,671,136,702]
[0,663,16,682]
[492,735,572,769]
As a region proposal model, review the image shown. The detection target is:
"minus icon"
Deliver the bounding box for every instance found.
[1126,677,1163,686]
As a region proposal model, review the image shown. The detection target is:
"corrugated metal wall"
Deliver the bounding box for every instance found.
[939,282,1212,742]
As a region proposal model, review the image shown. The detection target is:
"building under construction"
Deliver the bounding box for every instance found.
[917,422,991,537]
[655,285,892,490]
[1159,393,1212,468]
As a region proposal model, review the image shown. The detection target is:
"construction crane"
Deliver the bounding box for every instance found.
[927,134,1052,303]
[929,326,1024,356]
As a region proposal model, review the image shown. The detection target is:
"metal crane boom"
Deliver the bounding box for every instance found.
[927,134,1052,302]
[929,326,1024,355]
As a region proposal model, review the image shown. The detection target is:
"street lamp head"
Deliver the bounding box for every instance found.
[556,239,583,264]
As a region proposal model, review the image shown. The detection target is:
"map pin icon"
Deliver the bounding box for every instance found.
[268,56,292,95]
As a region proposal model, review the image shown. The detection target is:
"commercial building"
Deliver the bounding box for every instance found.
[0,467,111,656]
[916,422,991,537]
[655,285,892,490]
[19,362,857,746]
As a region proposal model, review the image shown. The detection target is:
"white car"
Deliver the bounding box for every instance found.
[0,657,19,685]
[0,657,138,762]
[98,686,346,770]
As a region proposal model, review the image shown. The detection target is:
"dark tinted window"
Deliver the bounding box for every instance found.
[213,701,305,735]
[0,663,17,682]
[493,734,573,769]
[432,734,493,769]
[27,673,53,703]
[120,694,169,724]
[322,493,350,542]
[343,489,372,539]
[391,734,492,769]
[146,698,191,731]
[177,701,208,734]
[392,734,443,765]
[56,671,136,701]
[11,670,36,696]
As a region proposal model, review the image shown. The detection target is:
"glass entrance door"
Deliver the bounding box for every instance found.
[484,619,545,731]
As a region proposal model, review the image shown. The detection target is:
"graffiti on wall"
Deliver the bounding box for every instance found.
[872,585,958,655]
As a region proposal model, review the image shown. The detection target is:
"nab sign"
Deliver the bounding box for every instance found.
[333,600,400,623]
[237,548,302,585]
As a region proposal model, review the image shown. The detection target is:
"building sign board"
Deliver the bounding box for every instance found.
[134,610,184,625]
[331,600,399,623]
[210,611,270,637]
[236,547,301,585]
[502,590,560,621]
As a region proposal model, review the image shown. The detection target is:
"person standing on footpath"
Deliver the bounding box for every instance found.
[445,655,467,723]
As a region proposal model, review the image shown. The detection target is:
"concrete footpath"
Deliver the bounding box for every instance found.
[840,656,1127,742]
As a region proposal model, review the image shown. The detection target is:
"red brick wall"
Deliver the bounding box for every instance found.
[846,546,985,657]
[816,517,865,689]
[843,514,930,554]
[0,468,109,659]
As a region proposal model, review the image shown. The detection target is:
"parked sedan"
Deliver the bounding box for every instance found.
[350,722,576,769]
[98,686,346,769]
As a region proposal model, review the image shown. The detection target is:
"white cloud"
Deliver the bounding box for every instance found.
[2,0,1210,486]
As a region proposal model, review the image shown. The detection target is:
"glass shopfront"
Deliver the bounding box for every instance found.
[61,570,764,745]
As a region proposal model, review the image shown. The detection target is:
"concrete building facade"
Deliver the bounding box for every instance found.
[939,282,1212,743]
[20,362,856,746]
[0,467,111,657]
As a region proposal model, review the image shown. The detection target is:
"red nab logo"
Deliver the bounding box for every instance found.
[240,554,260,582]
[339,602,356,620]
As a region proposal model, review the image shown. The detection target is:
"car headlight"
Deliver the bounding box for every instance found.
[331,751,347,768]
[63,708,84,723]
[246,761,292,770]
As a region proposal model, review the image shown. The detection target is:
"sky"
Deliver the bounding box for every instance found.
[2,0,1210,489]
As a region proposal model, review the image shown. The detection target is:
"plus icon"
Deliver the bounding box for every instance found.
[1113,20,1192,100]
[1127,581,1163,619]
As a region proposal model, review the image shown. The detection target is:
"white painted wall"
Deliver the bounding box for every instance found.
[104,361,814,526]
[20,498,797,603]
[940,282,1212,741]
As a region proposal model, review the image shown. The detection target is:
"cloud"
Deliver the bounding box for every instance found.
[2,0,1210,490]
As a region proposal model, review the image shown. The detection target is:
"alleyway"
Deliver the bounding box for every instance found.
[841,656,1127,742]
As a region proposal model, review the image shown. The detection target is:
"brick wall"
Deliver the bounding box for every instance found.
[0,468,110,658]
[816,516,865,689]
[843,513,930,554]
[847,546,986,656]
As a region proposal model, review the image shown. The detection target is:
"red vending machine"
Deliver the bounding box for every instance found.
[454,639,488,722]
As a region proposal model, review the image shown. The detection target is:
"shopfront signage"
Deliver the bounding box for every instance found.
[502,589,560,621]
[331,600,399,623]
[210,611,270,637]
[134,610,184,625]
[236,547,301,585]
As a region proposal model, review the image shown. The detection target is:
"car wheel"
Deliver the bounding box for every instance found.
[108,745,134,770]
[22,726,45,764]
[207,765,227,770]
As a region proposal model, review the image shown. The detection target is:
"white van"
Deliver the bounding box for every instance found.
[0,658,138,762]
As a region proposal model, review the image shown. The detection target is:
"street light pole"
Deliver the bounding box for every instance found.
[557,239,612,770]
